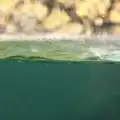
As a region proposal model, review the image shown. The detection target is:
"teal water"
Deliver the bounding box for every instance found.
[0,60,120,120]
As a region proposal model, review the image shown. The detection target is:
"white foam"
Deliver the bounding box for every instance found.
[0,33,119,42]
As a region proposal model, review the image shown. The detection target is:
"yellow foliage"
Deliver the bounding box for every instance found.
[33,2,48,20]
[57,0,74,8]
[43,9,70,30]
[0,0,14,13]
[75,1,89,17]
[54,23,84,35]
[109,10,120,23]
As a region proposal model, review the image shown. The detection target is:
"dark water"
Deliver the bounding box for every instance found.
[0,60,120,120]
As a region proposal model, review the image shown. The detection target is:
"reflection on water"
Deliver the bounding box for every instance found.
[0,38,120,62]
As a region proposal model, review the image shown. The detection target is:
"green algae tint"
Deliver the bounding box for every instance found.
[0,36,120,62]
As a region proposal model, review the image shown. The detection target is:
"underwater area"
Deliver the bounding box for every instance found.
[0,0,120,119]
[0,38,120,120]
[0,60,120,120]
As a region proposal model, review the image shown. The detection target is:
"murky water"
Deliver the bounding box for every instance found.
[0,37,120,62]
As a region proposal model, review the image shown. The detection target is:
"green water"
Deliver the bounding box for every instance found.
[0,60,120,120]
[0,39,120,119]
[0,39,119,62]
[0,40,91,61]
[0,40,110,61]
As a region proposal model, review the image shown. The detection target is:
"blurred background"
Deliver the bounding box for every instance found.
[0,0,120,35]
